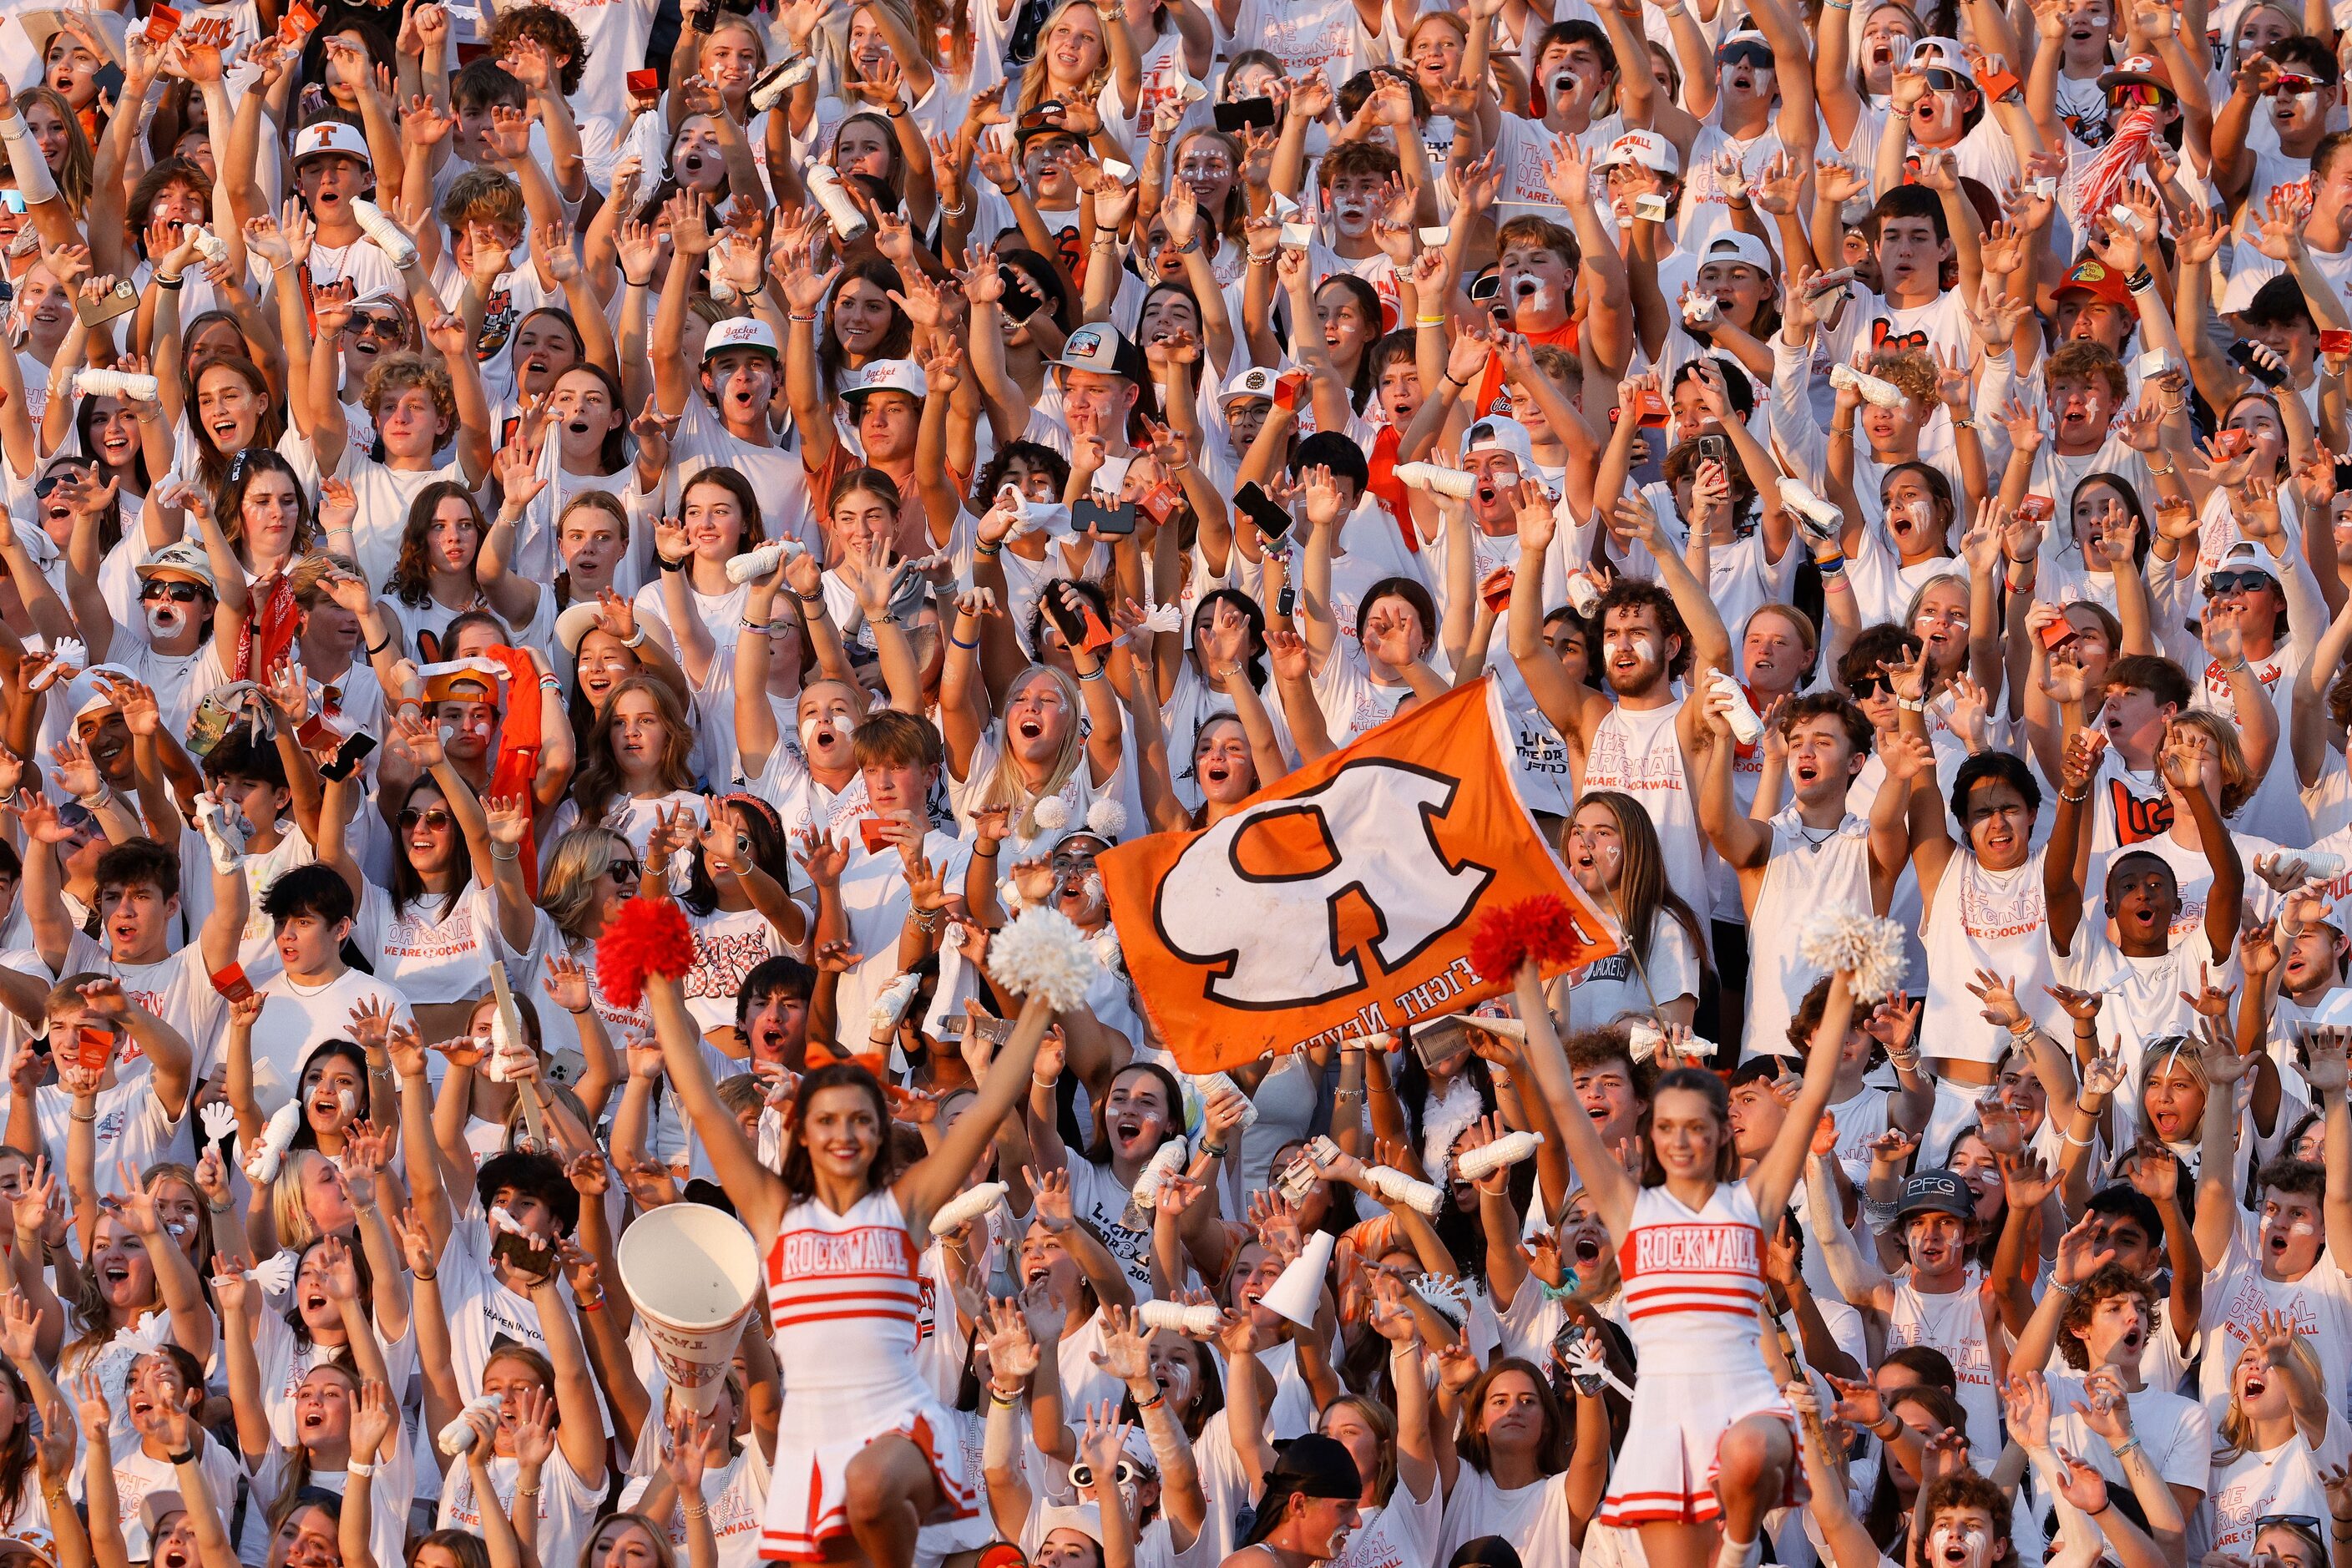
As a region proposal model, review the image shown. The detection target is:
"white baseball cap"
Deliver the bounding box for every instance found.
[1463,415,1537,475]
[1908,36,1975,81]
[846,358,929,400]
[291,121,371,166]
[1698,231,1775,277]
[1597,129,1681,178]
[702,315,779,361]
[1222,366,1277,405]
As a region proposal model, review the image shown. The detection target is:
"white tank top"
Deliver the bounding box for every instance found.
[1745,810,1875,1060]
[1922,848,2065,1065]
[1887,1264,2002,1453]
[1618,1182,1770,1360]
[1584,700,1713,926]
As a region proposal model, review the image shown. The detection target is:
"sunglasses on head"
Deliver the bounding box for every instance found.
[139,581,204,604]
[2256,1516,2324,1540]
[2204,569,2274,595]
[397,807,455,831]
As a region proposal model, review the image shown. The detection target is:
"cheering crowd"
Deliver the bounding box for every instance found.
[14,0,2352,1566]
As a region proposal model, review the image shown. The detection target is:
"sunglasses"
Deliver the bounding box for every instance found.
[139,581,204,604]
[349,311,405,337]
[2203,569,2275,595]
[606,858,642,883]
[2256,1516,2324,1540]
[397,807,456,831]
[32,473,79,499]
[2110,82,2172,107]
[1920,66,1965,91]
[1718,41,1773,68]
[2268,73,2323,94]
[1847,675,1893,700]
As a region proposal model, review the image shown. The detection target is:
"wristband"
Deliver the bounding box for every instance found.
[949,632,979,649]
[168,1446,199,1466]
[579,1295,604,1312]
[155,274,185,291]
[365,634,391,656]
[2058,784,2089,803]
[976,541,1003,559]
[1813,553,1845,576]
[2126,266,2155,294]
[1896,695,1925,712]
[2110,1435,2142,1459]
[1200,1140,1228,1158]
[413,1268,436,1282]
[1134,1385,1166,1410]
[2050,1277,2081,1296]
[490,842,522,862]
[1415,315,1444,328]
[658,555,686,573]
[539,675,561,691]
[787,311,818,323]
[346,1459,377,1477]
[990,1385,1022,1406]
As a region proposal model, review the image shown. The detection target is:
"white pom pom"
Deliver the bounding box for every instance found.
[250,1249,299,1295]
[198,1101,236,1143]
[1085,798,1128,840]
[1128,1136,1190,1211]
[1413,1274,1470,1323]
[1797,905,1911,1004]
[1030,794,1073,833]
[988,907,1098,1011]
[1363,1165,1444,1216]
[1454,1130,1545,1183]
[928,1181,1008,1237]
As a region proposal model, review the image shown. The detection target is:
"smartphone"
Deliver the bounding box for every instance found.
[1467,272,1501,303]
[2015,494,2055,523]
[1040,589,1111,652]
[998,266,1044,322]
[2228,340,2288,388]
[1213,96,1277,132]
[626,67,660,95]
[146,4,182,43]
[210,963,255,1004]
[858,816,893,854]
[2323,330,2352,356]
[317,730,377,781]
[93,63,125,105]
[1479,566,1515,611]
[2038,616,2080,651]
[1696,433,1727,466]
[1073,497,1137,537]
[75,1025,113,1074]
[490,1229,556,1280]
[1234,482,1291,540]
[75,278,139,328]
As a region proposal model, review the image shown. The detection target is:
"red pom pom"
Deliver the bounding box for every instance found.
[1469,895,1581,984]
[595,897,697,1011]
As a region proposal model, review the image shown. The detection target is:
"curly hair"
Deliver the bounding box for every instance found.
[484,6,589,95]
[2056,1260,2159,1370]
[360,352,458,431]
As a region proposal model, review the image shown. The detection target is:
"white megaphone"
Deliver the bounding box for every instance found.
[1257,1228,1337,1328]
[615,1202,762,1414]
[487,961,547,1151]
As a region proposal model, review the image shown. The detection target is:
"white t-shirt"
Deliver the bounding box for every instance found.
[2210,1415,2352,1557]
[239,961,417,1091]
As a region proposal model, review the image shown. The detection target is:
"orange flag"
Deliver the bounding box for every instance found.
[1100,679,1617,1074]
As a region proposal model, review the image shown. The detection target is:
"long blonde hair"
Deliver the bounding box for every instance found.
[2213,1328,2324,1462]
[2163,711,2257,819]
[1014,0,1114,113]
[975,665,1086,838]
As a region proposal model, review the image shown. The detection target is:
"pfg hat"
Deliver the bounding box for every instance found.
[1222,365,1278,405]
[1596,128,1682,177]
[136,1492,187,1544]
[1897,1168,1974,1222]
[1697,230,1775,276]
[703,315,779,360]
[845,357,930,400]
[136,539,219,595]
[291,120,371,165]
[1463,415,1538,475]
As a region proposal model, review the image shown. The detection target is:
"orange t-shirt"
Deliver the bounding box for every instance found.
[1472,317,1579,421]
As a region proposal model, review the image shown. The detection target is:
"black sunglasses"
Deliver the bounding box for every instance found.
[2256,1516,2324,1540]
[139,581,204,603]
[1847,675,1893,700]
[2204,569,2275,595]
[607,858,642,883]
[1921,66,1964,91]
[349,311,405,337]
[1718,41,1773,68]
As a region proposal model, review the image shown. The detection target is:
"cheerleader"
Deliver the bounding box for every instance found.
[633,894,1065,1568]
[1503,908,1866,1568]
